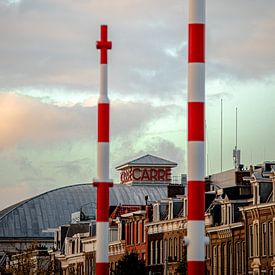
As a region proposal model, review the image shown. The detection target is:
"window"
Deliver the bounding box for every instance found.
[180,237,184,259]
[241,241,245,274]
[141,220,144,243]
[164,239,168,261]
[150,241,154,265]
[205,242,210,259]
[130,222,133,244]
[222,244,227,274]
[269,221,273,255]
[80,240,83,253]
[128,223,131,244]
[184,198,188,216]
[218,245,221,275]
[174,238,178,260]
[235,242,239,274]
[169,238,173,257]
[137,221,140,244]
[134,221,137,244]
[72,240,75,254]
[213,246,217,275]
[143,220,146,243]
[249,225,254,257]
[262,223,267,256]
[255,223,259,256]
[132,222,135,244]
[222,205,226,224]
[227,243,233,275]
[227,204,232,224]
[160,240,163,264]
[155,240,158,264]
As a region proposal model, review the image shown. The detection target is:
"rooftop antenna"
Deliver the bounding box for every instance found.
[233,107,241,169]
[220,98,223,172]
[206,121,211,176]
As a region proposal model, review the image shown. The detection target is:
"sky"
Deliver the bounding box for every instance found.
[0,0,275,210]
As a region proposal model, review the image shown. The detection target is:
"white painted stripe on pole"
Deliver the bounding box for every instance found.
[187,220,205,261]
[96,222,109,262]
[188,141,205,181]
[188,63,205,102]
[99,64,109,103]
[189,0,205,24]
[97,142,109,180]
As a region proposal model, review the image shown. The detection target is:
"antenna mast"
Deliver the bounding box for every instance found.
[233,107,241,169]
[235,107,238,148]
[220,98,223,172]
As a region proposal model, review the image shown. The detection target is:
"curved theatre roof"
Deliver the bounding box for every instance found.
[0,183,167,238]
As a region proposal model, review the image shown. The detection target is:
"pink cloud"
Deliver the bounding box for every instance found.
[0,92,94,148]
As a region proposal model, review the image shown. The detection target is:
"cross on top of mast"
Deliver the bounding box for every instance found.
[96,25,112,64]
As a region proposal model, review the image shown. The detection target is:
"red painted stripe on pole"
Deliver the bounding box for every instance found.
[96,262,109,275]
[98,103,109,142]
[188,181,205,220]
[188,102,204,141]
[101,25,107,41]
[188,24,205,63]
[187,261,205,274]
[96,183,111,221]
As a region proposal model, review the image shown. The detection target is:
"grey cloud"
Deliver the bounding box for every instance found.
[1,0,274,99]
[207,0,275,79]
[0,93,176,149]
[140,137,185,173]
[0,0,187,97]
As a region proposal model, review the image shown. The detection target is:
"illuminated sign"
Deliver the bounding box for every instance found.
[120,167,171,184]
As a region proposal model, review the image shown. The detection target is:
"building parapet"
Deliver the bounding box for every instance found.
[147,217,186,234]
[109,240,126,256]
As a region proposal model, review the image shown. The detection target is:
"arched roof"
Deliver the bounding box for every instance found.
[0,183,167,238]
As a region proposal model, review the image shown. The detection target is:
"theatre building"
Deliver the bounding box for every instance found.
[116,154,177,186]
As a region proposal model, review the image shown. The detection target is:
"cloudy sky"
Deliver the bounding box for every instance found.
[0,0,275,209]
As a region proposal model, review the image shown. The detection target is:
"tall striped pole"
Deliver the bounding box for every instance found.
[93,25,113,275]
[187,0,206,274]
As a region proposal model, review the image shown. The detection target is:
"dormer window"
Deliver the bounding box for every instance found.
[251,177,260,205]
[153,203,160,222]
[227,204,232,224]
[184,197,188,217]
[272,174,275,202]
[221,202,232,225]
[168,200,173,220]
[221,205,226,224]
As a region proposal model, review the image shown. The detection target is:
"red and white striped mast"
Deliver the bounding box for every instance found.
[93,25,113,275]
[186,0,207,274]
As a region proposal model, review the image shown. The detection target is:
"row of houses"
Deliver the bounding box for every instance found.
[2,155,275,274]
[30,162,274,275]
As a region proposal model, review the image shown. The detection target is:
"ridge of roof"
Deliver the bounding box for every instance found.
[116,154,177,169]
